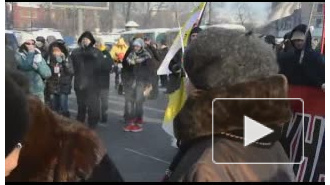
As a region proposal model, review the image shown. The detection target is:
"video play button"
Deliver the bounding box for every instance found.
[244,116,274,147]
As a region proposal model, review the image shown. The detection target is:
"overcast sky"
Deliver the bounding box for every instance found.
[212,2,272,25]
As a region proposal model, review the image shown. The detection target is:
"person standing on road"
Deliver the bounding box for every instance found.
[122,38,152,132]
[277,24,325,90]
[167,27,202,94]
[70,31,104,129]
[36,36,52,106]
[158,39,169,88]
[95,38,114,124]
[46,39,73,118]
[15,37,51,102]
[35,36,48,60]
[144,37,161,99]
[110,38,128,89]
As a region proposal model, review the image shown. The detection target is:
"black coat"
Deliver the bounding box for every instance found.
[123,47,152,84]
[167,50,184,93]
[46,41,73,94]
[70,31,104,92]
[278,24,325,88]
[98,49,113,89]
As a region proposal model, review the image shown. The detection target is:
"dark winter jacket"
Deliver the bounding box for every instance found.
[70,31,104,92]
[5,96,123,182]
[97,45,113,89]
[158,45,169,61]
[167,50,184,93]
[46,40,74,94]
[165,75,295,182]
[145,44,161,75]
[278,24,325,88]
[124,47,152,83]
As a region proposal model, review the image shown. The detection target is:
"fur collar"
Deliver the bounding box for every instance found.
[174,75,292,145]
[6,97,106,182]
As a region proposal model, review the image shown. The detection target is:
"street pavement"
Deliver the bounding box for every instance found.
[68,74,178,182]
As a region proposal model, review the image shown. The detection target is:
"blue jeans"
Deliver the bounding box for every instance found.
[50,94,69,116]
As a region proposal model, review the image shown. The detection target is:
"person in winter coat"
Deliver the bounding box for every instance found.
[15,37,51,102]
[35,36,51,106]
[5,70,123,182]
[5,70,29,178]
[46,39,73,117]
[144,37,161,99]
[35,36,48,60]
[122,38,152,132]
[158,39,169,88]
[70,31,104,129]
[110,38,128,88]
[163,27,295,182]
[95,38,114,123]
[167,27,202,94]
[278,24,325,90]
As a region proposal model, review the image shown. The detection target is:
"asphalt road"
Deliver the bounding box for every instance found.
[68,73,178,182]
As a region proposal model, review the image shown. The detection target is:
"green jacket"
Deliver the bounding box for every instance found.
[15,48,51,96]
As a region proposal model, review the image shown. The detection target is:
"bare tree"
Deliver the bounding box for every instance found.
[125,2,132,23]
[234,2,252,25]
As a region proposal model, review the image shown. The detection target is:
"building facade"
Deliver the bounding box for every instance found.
[262,2,324,40]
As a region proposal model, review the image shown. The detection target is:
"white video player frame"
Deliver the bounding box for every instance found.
[211,98,304,165]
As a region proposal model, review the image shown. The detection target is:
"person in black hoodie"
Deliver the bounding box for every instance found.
[95,37,114,123]
[70,31,104,129]
[278,24,325,90]
[46,39,73,117]
[167,27,202,94]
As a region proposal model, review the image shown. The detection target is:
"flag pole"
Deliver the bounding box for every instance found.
[321,4,325,55]
[299,2,315,64]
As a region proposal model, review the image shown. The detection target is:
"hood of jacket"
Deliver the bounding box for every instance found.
[174,75,292,146]
[117,38,128,47]
[290,24,312,51]
[6,96,106,182]
[48,40,69,58]
[78,31,96,47]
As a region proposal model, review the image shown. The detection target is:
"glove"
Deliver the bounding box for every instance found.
[128,58,135,65]
[136,58,144,63]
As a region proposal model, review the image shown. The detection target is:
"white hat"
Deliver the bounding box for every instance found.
[291,31,305,41]
[18,33,35,46]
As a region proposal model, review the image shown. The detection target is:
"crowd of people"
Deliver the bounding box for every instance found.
[5,23,325,182]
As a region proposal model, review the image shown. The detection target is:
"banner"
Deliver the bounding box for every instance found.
[157,2,207,75]
[280,86,325,182]
[161,2,207,138]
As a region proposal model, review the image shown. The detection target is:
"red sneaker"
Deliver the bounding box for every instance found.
[130,124,143,132]
[123,123,135,132]
[135,118,144,127]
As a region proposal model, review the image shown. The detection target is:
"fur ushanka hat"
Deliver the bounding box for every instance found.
[183,27,279,90]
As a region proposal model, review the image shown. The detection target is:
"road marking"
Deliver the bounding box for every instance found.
[124,148,170,165]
